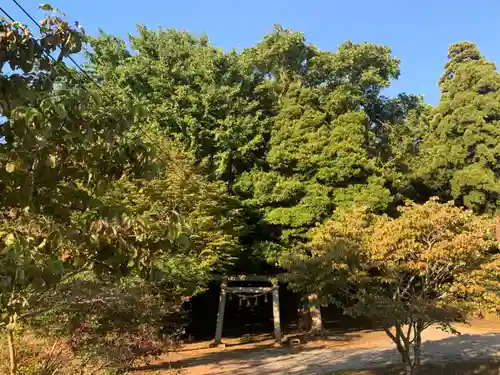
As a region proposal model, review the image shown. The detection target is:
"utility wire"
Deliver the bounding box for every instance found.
[1,5,90,95]
[11,0,121,101]
[0,6,13,22]
[11,0,105,95]
[3,1,189,180]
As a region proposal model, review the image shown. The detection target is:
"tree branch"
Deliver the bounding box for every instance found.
[406,320,413,343]
[396,322,410,350]
[401,275,416,298]
[30,264,90,307]
[384,327,397,343]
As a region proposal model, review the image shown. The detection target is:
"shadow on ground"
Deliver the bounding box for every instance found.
[131,333,500,375]
[353,360,500,375]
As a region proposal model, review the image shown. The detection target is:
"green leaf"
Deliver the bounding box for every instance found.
[4,233,16,247]
[47,154,56,168]
[5,162,17,173]
[55,104,67,119]
[38,238,48,249]
[199,249,214,256]
[176,233,190,248]
[52,259,64,272]
[54,8,66,17]
[39,4,53,11]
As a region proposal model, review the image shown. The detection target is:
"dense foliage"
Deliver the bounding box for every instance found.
[289,199,500,374]
[3,4,500,374]
[0,7,240,374]
[416,42,500,213]
[87,26,425,267]
[84,25,500,375]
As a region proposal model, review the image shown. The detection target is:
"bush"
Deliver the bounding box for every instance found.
[24,273,188,372]
[0,334,80,375]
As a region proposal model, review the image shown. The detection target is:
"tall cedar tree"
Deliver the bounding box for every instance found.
[418,42,500,213]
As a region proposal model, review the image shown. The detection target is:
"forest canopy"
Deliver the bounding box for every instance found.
[86,24,500,270]
[2,7,500,374]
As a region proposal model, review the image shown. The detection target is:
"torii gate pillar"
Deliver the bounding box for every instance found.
[272,282,282,342]
[214,277,227,345]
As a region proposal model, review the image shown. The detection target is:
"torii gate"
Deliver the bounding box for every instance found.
[214,274,283,344]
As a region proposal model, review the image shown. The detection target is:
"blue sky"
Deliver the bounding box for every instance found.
[4,0,500,105]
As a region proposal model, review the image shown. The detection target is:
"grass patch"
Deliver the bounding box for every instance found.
[330,359,500,374]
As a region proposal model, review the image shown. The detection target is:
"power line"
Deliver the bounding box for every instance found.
[3,1,189,180]
[10,0,111,97]
[9,0,185,176]
[0,5,16,24]
[1,5,87,89]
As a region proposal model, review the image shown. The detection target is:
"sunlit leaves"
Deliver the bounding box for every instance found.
[85,23,415,268]
[417,42,500,213]
[290,198,500,372]
[292,198,500,328]
[5,162,17,173]
[39,4,53,11]
[232,38,401,257]
[0,8,196,341]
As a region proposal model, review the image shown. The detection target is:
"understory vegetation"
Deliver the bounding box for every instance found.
[2,4,500,375]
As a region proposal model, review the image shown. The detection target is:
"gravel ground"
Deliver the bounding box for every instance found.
[137,321,500,375]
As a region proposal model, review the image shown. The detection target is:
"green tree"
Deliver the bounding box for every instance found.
[87,27,273,182]
[377,98,432,206]
[290,198,500,375]
[87,25,422,269]
[417,42,500,213]
[0,11,95,374]
[1,9,241,373]
[20,148,243,371]
[234,34,404,262]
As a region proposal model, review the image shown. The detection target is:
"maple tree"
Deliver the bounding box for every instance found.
[290,198,500,374]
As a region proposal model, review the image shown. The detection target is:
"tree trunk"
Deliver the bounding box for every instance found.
[298,304,311,331]
[413,328,422,374]
[7,328,16,375]
[404,362,413,375]
[307,294,323,333]
[401,351,414,375]
[384,325,417,375]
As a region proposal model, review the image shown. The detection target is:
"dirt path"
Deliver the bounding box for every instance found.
[136,320,500,375]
